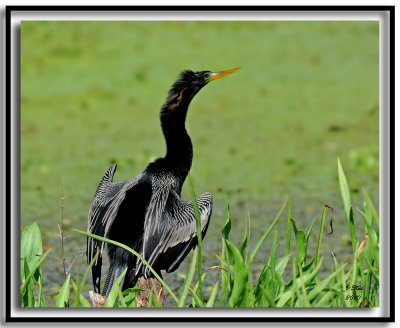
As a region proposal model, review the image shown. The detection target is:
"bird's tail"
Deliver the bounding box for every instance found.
[101,263,127,297]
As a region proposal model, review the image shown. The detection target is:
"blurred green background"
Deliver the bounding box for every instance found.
[21,20,379,293]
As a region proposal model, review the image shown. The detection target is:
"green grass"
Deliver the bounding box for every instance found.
[20,160,379,308]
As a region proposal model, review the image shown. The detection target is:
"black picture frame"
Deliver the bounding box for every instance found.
[5,5,394,323]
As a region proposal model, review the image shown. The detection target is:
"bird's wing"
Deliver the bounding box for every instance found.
[138,184,213,277]
[86,164,144,291]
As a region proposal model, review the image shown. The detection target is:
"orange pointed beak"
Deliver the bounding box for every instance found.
[208,68,240,82]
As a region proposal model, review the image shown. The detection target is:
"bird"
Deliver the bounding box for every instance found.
[86,68,239,298]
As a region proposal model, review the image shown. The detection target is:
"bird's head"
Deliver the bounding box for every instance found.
[162,68,240,114]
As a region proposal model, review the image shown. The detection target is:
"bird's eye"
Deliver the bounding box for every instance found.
[202,72,212,83]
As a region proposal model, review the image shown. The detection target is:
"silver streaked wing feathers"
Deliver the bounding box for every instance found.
[86,164,144,265]
[139,188,212,277]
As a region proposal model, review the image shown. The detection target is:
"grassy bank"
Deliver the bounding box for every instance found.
[20,160,379,308]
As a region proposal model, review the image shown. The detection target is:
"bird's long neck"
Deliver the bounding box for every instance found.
[160,90,193,181]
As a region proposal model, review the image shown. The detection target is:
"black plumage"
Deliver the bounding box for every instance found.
[87,68,239,296]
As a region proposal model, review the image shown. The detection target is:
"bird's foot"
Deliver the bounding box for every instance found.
[89,291,106,307]
[136,277,166,307]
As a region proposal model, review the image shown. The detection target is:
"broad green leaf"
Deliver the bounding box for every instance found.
[290,219,307,266]
[55,274,71,307]
[20,223,43,279]
[226,240,248,307]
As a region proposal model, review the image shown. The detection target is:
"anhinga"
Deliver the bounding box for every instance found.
[87,68,239,299]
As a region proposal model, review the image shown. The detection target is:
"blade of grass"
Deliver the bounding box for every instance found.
[285,200,293,256]
[297,264,311,307]
[190,288,204,307]
[71,280,91,308]
[21,259,34,307]
[306,216,318,242]
[206,281,220,307]
[362,264,373,306]
[105,268,127,307]
[188,177,204,303]
[55,274,71,307]
[226,240,248,307]
[315,291,335,307]
[72,253,98,307]
[363,190,379,227]
[267,226,278,296]
[240,206,251,260]
[290,218,307,266]
[178,248,198,307]
[20,248,52,299]
[221,197,232,239]
[248,198,287,267]
[219,198,232,306]
[338,158,351,219]
[338,158,357,253]
[315,207,327,268]
[35,273,45,307]
[276,290,292,307]
[117,289,128,308]
[331,252,348,307]
[307,266,342,302]
[148,286,162,308]
[260,284,277,307]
